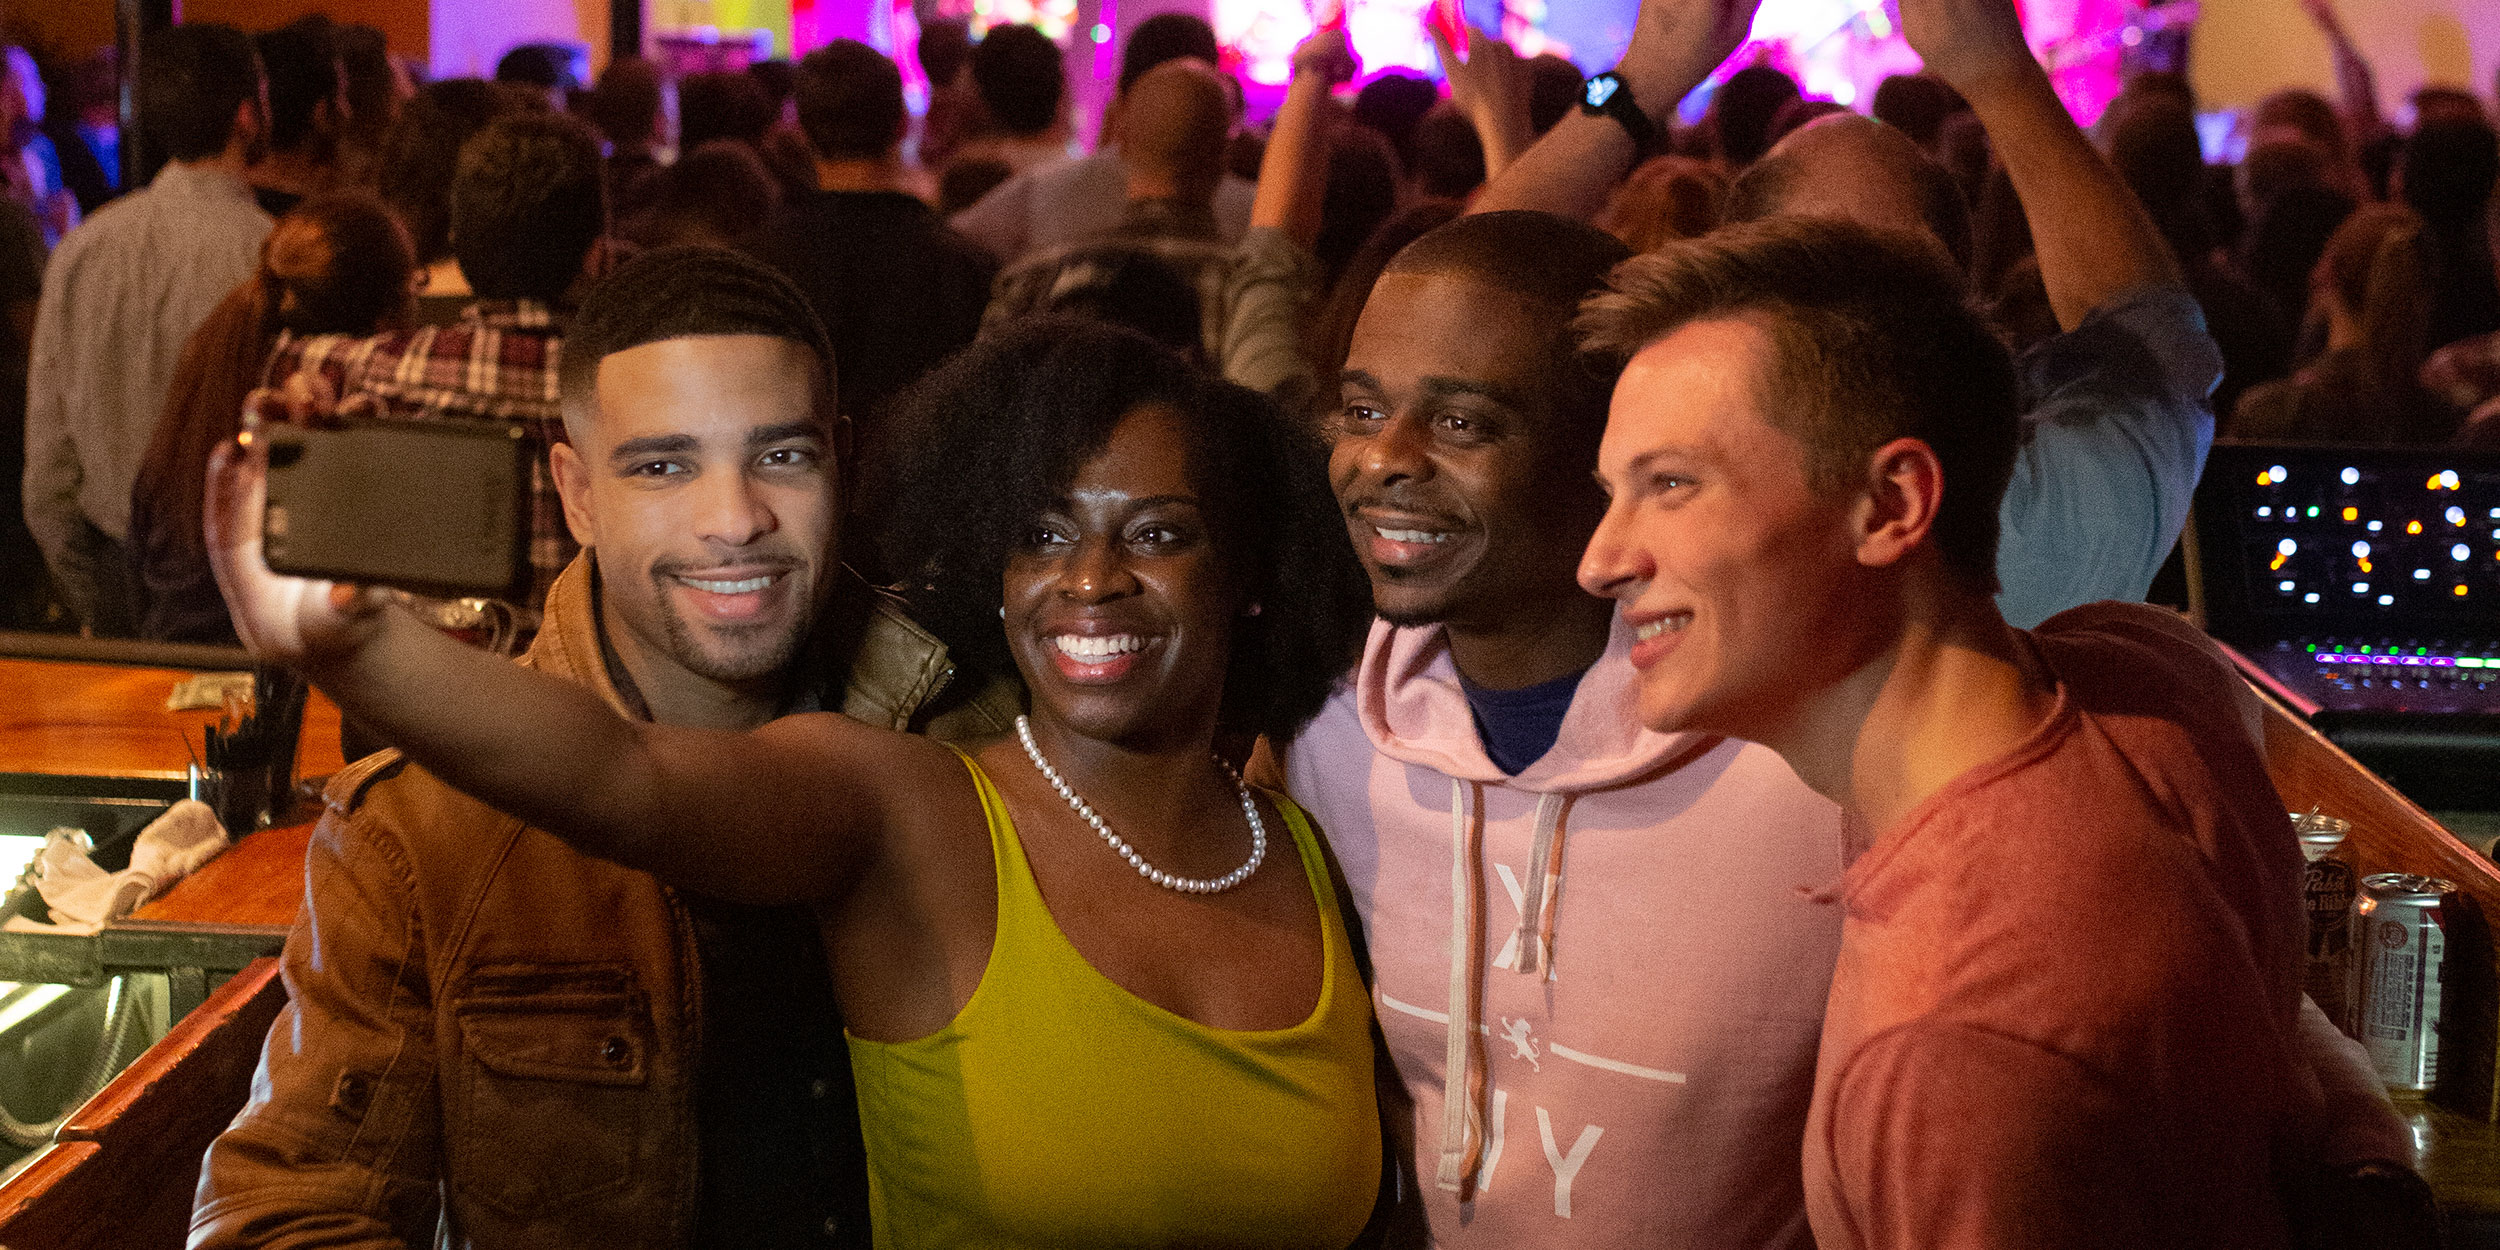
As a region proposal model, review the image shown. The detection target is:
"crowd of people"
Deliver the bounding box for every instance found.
[2,0,2492,1245]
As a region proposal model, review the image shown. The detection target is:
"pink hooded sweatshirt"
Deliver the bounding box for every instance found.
[1280,613,1846,1247]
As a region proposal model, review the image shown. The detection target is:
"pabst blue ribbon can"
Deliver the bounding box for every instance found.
[2296,812,2356,1028]
[2350,873,2454,1092]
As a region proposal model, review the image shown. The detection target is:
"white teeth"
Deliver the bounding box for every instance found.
[679,575,776,594]
[1376,527,1449,544]
[1053,634,1147,660]
[1635,615,1690,642]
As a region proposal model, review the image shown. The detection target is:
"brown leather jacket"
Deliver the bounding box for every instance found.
[189,555,1015,1249]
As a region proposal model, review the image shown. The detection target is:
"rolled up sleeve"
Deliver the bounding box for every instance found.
[1994,285,2222,629]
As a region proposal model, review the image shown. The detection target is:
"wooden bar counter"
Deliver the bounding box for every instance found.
[0,628,2493,1244]
[0,640,345,1250]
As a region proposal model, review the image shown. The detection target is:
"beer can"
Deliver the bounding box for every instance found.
[2350,873,2454,1092]
[2295,812,2356,1027]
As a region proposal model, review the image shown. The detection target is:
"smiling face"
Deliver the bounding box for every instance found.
[1331,272,1608,631]
[1004,404,1240,748]
[1577,317,1879,744]
[555,334,837,690]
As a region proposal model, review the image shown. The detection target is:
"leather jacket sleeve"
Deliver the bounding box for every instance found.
[190,760,448,1249]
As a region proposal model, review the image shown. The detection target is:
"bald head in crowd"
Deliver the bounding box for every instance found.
[1119,59,1232,209]
[1724,113,1973,272]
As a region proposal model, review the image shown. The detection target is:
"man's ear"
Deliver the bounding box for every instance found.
[549,438,599,549]
[1853,437,1943,571]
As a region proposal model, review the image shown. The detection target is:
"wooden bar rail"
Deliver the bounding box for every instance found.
[0,958,285,1249]
[2237,646,2500,1216]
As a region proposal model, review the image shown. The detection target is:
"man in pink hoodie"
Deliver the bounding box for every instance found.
[1273,0,2415,1241]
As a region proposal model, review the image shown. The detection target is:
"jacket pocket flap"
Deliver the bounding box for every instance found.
[455,974,650,1086]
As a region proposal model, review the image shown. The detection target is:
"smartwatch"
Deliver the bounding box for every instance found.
[1579,71,1660,156]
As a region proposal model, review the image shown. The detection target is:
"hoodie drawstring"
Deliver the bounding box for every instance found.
[1511,792,1569,979]
[1437,777,1485,1194]
[1437,784,1578,1197]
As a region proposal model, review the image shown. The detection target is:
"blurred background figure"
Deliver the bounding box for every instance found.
[127,194,416,643]
[2233,203,2449,445]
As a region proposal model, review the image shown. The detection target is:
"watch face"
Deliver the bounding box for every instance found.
[1585,75,1620,109]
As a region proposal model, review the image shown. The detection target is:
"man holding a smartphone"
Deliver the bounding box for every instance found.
[192,247,1014,1250]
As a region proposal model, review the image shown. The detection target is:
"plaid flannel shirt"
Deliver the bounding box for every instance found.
[263,300,573,616]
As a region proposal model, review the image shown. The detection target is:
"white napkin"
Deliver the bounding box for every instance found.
[7,801,231,935]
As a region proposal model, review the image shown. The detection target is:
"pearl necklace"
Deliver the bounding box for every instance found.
[1014,715,1267,894]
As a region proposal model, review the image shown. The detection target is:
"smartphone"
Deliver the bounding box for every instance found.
[260,416,531,601]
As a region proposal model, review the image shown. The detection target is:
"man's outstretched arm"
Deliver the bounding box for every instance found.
[1902,0,2176,330]
[1470,0,1763,219]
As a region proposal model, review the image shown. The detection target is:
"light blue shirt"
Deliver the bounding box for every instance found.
[1995,284,2222,628]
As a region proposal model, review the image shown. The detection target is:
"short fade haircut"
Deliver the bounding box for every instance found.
[881,318,1369,740]
[254,14,339,154]
[794,40,904,161]
[1118,13,1217,95]
[970,24,1064,137]
[1576,217,2020,593]
[1381,211,1637,439]
[449,111,606,303]
[140,24,262,163]
[560,245,837,438]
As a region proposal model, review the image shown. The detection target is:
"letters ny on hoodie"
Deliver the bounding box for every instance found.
[1283,613,1846,1247]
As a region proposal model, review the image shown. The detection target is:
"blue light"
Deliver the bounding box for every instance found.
[2455,543,2472,562]
[2341,466,2360,485]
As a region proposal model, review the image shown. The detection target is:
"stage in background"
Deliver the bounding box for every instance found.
[1210,0,2194,126]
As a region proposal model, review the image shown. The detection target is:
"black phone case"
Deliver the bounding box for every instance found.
[261,417,531,601]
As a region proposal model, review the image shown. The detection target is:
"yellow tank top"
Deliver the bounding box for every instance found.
[845,752,1380,1250]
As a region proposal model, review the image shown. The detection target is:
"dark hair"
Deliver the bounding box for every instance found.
[1314,126,1401,288]
[1711,65,1800,167]
[679,70,776,153]
[583,56,662,151]
[2107,86,2214,260]
[2399,117,2498,231]
[2254,90,2345,155]
[794,40,905,160]
[377,78,515,264]
[1383,211,1637,437]
[254,15,339,154]
[881,320,1369,739]
[971,24,1065,137]
[1577,217,2020,592]
[748,58,797,111]
[495,43,577,91]
[1869,73,1966,149]
[918,18,973,85]
[139,24,261,163]
[1012,246,1207,357]
[624,139,782,249]
[1526,54,1584,135]
[2241,183,2355,331]
[1409,102,1486,200]
[561,244,836,417]
[449,112,605,302]
[1353,73,1436,170]
[1119,13,1219,95]
[335,24,398,144]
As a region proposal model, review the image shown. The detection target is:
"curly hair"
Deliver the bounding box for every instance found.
[881,320,1370,741]
[449,112,605,302]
